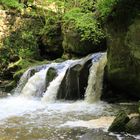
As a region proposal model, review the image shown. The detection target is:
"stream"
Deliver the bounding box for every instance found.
[0,53,140,140]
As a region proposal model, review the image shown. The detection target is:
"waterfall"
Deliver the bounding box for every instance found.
[21,69,48,98]
[14,64,52,95]
[42,68,67,103]
[85,53,107,103]
[18,52,107,103]
[20,60,76,101]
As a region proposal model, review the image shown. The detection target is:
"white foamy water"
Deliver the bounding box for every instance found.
[0,96,120,140]
[0,96,110,121]
[0,96,44,120]
[20,60,77,101]
[21,69,48,98]
[42,70,67,103]
[59,116,115,129]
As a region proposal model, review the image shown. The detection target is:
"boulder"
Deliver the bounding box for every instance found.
[57,57,92,100]
[9,55,20,63]
[80,129,118,140]
[125,116,140,134]
[108,111,129,132]
[45,67,57,90]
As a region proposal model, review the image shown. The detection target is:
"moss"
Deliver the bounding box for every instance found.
[4,80,16,92]
[62,8,106,56]
[38,11,63,59]
[47,67,57,82]
[0,0,24,10]
[96,0,140,26]
[46,67,57,88]
[63,8,104,44]
[95,0,118,21]
[108,110,130,132]
[105,0,140,100]
[13,69,26,82]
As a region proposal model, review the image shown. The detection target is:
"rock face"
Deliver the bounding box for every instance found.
[57,57,92,100]
[106,1,140,99]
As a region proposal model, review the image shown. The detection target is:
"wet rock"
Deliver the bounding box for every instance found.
[125,116,140,134]
[45,67,57,90]
[108,111,130,132]
[57,57,92,100]
[9,55,20,63]
[79,129,118,140]
[0,80,16,92]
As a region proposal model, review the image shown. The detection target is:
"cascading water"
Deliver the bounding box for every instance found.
[21,68,49,98]
[14,64,52,95]
[20,60,77,100]
[19,52,106,103]
[0,52,137,140]
[85,53,107,103]
[41,68,69,103]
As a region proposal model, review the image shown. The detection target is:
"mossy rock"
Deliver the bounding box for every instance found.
[106,4,140,99]
[45,67,57,90]
[38,12,63,60]
[4,81,16,92]
[62,27,96,56]
[62,8,106,56]
[9,55,20,63]
[13,69,26,82]
[125,116,140,134]
[108,110,130,132]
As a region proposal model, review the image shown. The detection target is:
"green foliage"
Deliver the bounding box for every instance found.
[0,0,23,9]
[63,8,104,44]
[95,0,140,23]
[40,12,61,39]
[2,18,44,60]
[62,0,95,12]
[95,0,118,20]
[39,11,62,51]
[80,0,95,13]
